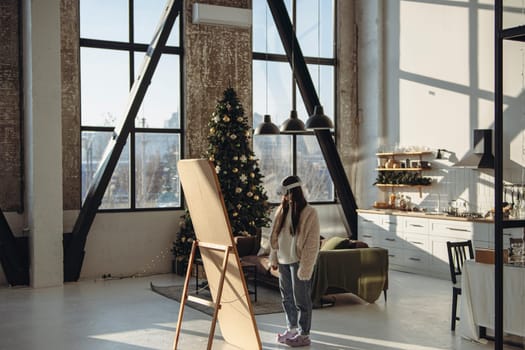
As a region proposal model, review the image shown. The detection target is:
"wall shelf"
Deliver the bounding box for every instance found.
[376,168,429,172]
[375,184,432,188]
[375,151,433,198]
[376,151,432,158]
[375,184,431,197]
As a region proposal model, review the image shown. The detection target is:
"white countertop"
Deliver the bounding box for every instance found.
[356,208,494,223]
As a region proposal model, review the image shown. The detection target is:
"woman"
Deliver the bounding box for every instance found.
[269,175,320,347]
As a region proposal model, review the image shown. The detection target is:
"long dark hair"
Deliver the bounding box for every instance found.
[275,176,307,236]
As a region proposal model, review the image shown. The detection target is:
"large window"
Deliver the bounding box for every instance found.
[80,0,182,210]
[252,0,336,203]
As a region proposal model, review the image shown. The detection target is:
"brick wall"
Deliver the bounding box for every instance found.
[0,0,81,212]
[184,0,252,158]
[60,0,81,210]
[0,0,22,212]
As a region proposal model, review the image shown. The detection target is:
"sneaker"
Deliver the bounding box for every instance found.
[284,334,311,347]
[277,329,298,343]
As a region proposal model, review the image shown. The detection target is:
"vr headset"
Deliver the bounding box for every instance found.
[276,179,302,196]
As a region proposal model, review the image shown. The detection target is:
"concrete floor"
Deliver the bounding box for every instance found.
[0,270,518,350]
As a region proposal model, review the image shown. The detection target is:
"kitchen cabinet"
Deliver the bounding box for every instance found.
[357,212,404,267]
[357,210,494,279]
[427,220,489,279]
[402,217,430,273]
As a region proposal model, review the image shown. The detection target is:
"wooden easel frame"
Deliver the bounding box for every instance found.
[173,159,261,350]
[173,240,232,350]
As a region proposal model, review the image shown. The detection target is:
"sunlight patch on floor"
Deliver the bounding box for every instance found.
[89,321,212,350]
[311,330,446,350]
[89,328,173,349]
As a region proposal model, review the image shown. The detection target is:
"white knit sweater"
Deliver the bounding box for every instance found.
[269,205,320,280]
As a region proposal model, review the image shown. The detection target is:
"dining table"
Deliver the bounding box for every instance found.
[459,259,525,342]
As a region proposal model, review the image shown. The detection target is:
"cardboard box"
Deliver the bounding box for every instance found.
[475,248,509,264]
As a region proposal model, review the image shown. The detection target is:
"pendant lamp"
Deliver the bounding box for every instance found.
[280,110,306,133]
[305,105,333,130]
[254,114,280,135]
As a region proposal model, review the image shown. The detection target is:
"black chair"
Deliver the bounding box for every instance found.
[446,240,474,331]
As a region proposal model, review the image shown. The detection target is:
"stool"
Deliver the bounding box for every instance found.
[241,260,257,302]
[194,258,207,294]
[194,258,257,301]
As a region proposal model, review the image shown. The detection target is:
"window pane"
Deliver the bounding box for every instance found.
[297,135,333,202]
[252,0,288,54]
[297,0,334,58]
[81,131,130,209]
[297,64,334,120]
[81,48,129,127]
[253,135,292,203]
[134,0,180,46]
[251,1,335,204]
[135,133,181,208]
[80,0,128,42]
[253,60,292,127]
[134,53,180,128]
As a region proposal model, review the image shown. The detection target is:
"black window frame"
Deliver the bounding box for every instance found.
[252,0,337,205]
[79,0,184,212]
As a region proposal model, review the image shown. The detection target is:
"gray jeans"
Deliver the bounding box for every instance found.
[278,262,312,335]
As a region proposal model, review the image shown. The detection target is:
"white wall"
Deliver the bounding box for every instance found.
[357,1,525,214]
[73,211,181,280]
[0,210,181,286]
[73,204,346,280]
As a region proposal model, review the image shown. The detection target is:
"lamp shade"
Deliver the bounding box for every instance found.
[280,110,306,133]
[305,105,333,130]
[254,114,280,135]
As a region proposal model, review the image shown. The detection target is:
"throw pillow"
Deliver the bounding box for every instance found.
[257,227,271,256]
[348,240,369,249]
[320,236,350,251]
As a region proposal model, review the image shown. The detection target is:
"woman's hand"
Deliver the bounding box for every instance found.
[297,266,310,281]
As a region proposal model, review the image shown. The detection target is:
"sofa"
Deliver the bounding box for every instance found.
[235,235,389,307]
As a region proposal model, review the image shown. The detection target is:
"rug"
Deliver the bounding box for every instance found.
[150,282,283,316]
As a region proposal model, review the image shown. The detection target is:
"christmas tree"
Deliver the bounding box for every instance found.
[173,87,271,270]
[171,210,195,274]
[206,87,272,236]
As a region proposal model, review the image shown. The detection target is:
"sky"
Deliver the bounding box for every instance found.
[79,0,334,129]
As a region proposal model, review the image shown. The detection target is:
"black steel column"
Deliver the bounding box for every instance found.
[63,0,182,282]
[267,0,358,238]
[266,0,320,112]
[494,1,504,348]
[0,208,29,285]
[315,130,358,238]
